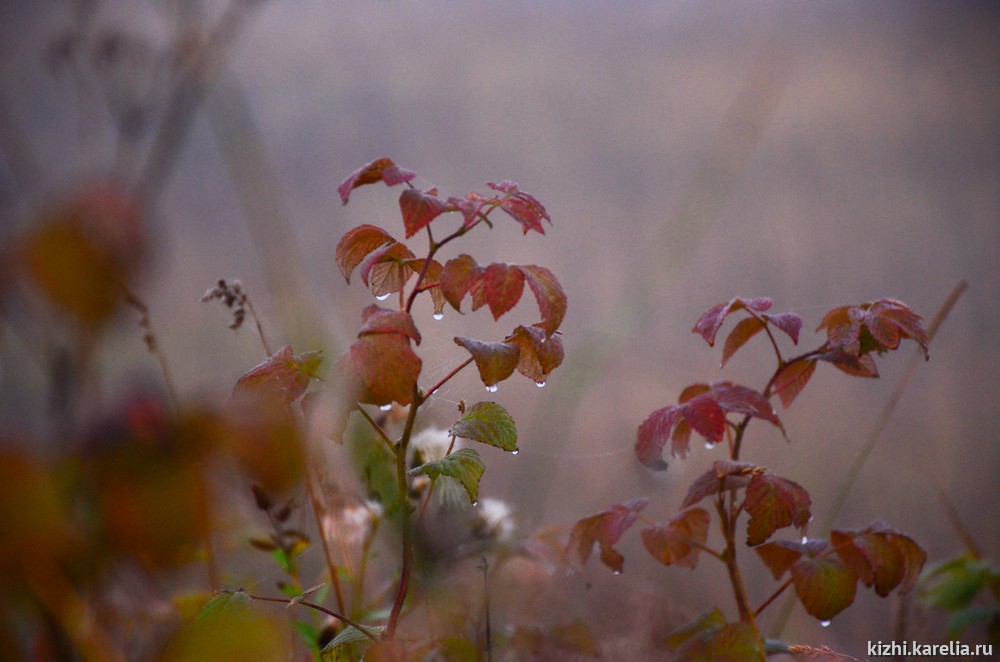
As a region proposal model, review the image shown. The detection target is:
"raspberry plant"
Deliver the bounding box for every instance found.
[569,296,930,660]
[219,157,567,657]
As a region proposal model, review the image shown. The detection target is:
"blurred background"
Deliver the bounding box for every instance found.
[1,0,998,658]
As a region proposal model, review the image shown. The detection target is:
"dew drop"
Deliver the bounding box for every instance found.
[820,620,831,628]
[613,570,622,576]
[433,312,444,321]
[375,292,391,301]
[801,535,809,544]
[471,500,478,507]
[486,384,498,393]
[535,381,546,388]
[379,404,392,412]
[511,449,519,455]
[704,442,714,449]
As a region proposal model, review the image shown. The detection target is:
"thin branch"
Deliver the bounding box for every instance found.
[424,357,474,400]
[356,406,398,456]
[242,592,376,641]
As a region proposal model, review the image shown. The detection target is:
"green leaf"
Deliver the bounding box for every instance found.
[671,621,765,661]
[411,448,484,504]
[449,401,518,452]
[947,606,1000,639]
[665,607,727,650]
[920,555,999,611]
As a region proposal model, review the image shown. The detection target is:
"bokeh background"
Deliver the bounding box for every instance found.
[2,1,998,658]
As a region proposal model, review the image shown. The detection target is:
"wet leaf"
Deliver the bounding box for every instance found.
[745,473,811,546]
[641,507,710,569]
[411,448,484,504]
[449,401,517,452]
[454,337,519,388]
[343,333,421,406]
[756,540,808,580]
[359,241,416,299]
[440,254,482,312]
[233,346,324,404]
[406,257,445,314]
[817,299,928,359]
[665,607,727,651]
[519,264,567,335]
[791,551,857,621]
[693,297,773,347]
[337,157,415,204]
[763,312,803,344]
[920,555,1000,612]
[671,621,765,662]
[399,188,449,238]
[335,224,396,282]
[357,305,421,343]
[506,324,564,383]
[567,497,649,573]
[831,524,926,596]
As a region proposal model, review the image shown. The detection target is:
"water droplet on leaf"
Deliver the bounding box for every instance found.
[486,384,498,393]
[375,292,391,301]
[535,381,546,388]
[471,500,478,507]
[613,570,622,576]
[801,535,809,544]
[704,442,714,450]
[433,312,444,321]
[820,620,831,628]
[511,449,519,455]
[379,404,392,411]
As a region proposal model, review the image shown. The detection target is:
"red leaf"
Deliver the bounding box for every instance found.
[744,474,812,546]
[440,254,482,312]
[709,381,784,435]
[678,383,712,403]
[721,317,765,367]
[756,540,807,580]
[233,346,324,405]
[454,337,520,388]
[337,157,415,204]
[505,325,564,384]
[405,258,445,315]
[693,297,773,346]
[677,395,726,451]
[773,358,817,408]
[344,333,421,406]
[334,224,396,283]
[819,348,879,378]
[635,406,678,470]
[447,193,491,229]
[519,264,567,336]
[681,461,764,508]
[482,263,526,320]
[831,524,926,596]
[358,305,421,344]
[817,299,928,359]
[671,622,764,662]
[567,498,648,573]
[359,241,416,298]
[763,312,803,345]
[641,507,710,569]
[487,180,550,234]
[399,188,449,238]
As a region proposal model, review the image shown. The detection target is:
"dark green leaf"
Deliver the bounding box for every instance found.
[449,401,517,452]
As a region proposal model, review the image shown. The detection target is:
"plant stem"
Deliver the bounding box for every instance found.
[424,357,474,399]
[304,468,347,616]
[356,406,399,456]
[385,384,422,639]
[244,592,376,641]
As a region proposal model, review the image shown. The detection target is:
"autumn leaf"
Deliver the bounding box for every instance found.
[763,311,803,344]
[756,540,809,580]
[744,473,812,546]
[567,498,649,574]
[693,296,773,347]
[405,257,445,315]
[447,192,491,229]
[682,461,764,508]
[831,523,926,596]
[340,309,422,406]
[449,401,518,452]
[505,324,564,384]
[483,262,526,320]
[817,299,928,359]
[487,180,551,234]
[440,254,482,312]
[772,358,817,408]
[232,346,323,404]
[337,157,415,204]
[410,448,484,504]
[454,337,519,388]
[791,550,858,621]
[399,188,449,238]
[519,264,567,335]
[667,616,764,662]
[721,317,765,367]
[359,241,416,299]
[335,224,396,282]
[641,507,710,569]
